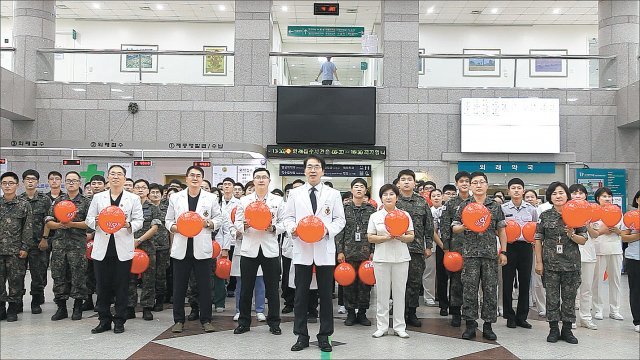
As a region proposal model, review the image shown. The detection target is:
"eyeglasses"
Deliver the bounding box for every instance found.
[254,175,270,180]
[108,172,125,177]
[23,177,38,182]
[134,186,148,190]
[470,181,488,186]
[305,165,322,170]
[188,173,203,179]
[65,180,81,184]
[1,181,17,186]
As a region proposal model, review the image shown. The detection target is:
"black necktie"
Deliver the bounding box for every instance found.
[310,187,317,214]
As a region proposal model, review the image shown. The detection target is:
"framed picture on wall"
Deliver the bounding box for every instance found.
[120,44,158,73]
[418,48,425,75]
[203,46,227,76]
[529,49,568,77]
[463,48,501,77]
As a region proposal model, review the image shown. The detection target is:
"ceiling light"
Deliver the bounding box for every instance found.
[553,8,561,14]
[567,98,578,102]
[111,88,123,92]
[427,7,434,14]
[155,4,165,10]
[291,64,295,67]
[349,78,353,81]
[293,76,298,79]
[92,3,101,9]
[491,8,498,14]
[72,88,86,92]
[218,4,226,11]
[281,5,288,12]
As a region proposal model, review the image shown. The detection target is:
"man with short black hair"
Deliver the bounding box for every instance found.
[90,175,106,195]
[124,178,134,193]
[83,174,106,312]
[233,182,245,199]
[47,171,64,202]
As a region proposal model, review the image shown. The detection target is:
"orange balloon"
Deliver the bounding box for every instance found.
[443,251,463,272]
[231,207,237,224]
[211,240,221,258]
[85,239,93,260]
[358,260,376,285]
[423,191,433,207]
[604,271,608,281]
[522,222,537,243]
[215,258,232,279]
[505,220,521,243]
[623,210,640,230]
[98,205,126,234]
[562,199,591,228]
[368,199,378,209]
[297,215,325,243]
[461,202,492,233]
[131,249,150,274]
[177,211,204,237]
[334,262,356,286]
[600,204,622,228]
[590,203,603,222]
[245,201,272,230]
[384,209,410,237]
[54,200,77,223]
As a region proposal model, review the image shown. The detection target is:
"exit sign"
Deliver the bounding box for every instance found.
[193,161,211,167]
[62,159,81,166]
[0,159,5,165]
[133,160,153,167]
[314,3,339,15]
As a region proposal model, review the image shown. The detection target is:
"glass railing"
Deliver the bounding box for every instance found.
[418,53,617,89]
[1,47,15,72]
[269,52,383,87]
[36,48,235,85]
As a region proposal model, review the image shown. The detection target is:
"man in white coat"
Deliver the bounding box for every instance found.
[165,166,222,333]
[85,165,144,334]
[283,155,346,353]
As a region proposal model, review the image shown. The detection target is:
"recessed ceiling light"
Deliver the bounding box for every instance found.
[293,76,298,79]
[92,3,101,9]
[155,4,165,10]
[553,8,561,14]
[72,88,86,92]
[291,64,295,67]
[427,7,434,14]
[218,4,226,11]
[349,78,353,81]
[111,88,123,92]
[491,8,498,14]
[281,5,288,12]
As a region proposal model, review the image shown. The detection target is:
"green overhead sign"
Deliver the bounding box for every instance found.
[287,26,365,38]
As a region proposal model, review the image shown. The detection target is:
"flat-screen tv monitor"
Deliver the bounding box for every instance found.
[276,86,376,145]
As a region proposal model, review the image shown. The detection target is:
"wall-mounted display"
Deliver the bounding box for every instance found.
[120,44,158,73]
[203,46,227,76]
[463,48,501,77]
[529,49,568,77]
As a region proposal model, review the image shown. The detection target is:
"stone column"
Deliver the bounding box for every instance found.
[381,0,419,88]
[234,0,272,86]
[12,0,55,81]
[598,0,639,88]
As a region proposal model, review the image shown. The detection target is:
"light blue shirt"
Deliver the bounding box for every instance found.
[320,61,336,81]
[625,230,640,260]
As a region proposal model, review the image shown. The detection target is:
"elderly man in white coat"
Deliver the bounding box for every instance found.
[165,166,222,333]
[283,155,346,353]
[86,164,144,335]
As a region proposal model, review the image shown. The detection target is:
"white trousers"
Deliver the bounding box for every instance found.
[374,261,409,333]
[422,254,436,300]
[593,254,623,315]
[578,261,597,321]
[531,262,546,313]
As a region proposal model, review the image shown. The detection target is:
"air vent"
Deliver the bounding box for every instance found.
[346,8,358,14]
[470,10,482,15]
[140,6,152,10]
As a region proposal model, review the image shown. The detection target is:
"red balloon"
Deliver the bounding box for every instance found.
[231,207,237,224]
[590,203,603,222]
[215,258,232,279]
[423,191,433,207]
[334,262,356,286]
[562,199,591,228]
[358,260,376,285]
[368,199,378,209]
[54,200,77,223]
[461,202,492,233]
[245,201,272,230]
[131,249,150,274]
[85,240,94,259]
[443,251,463,272]
[623,210,640,231]
[522,222,537,243]
[98,205,126,234]
[384,209,410,237]
[600,204,622,228]
[211,240,221,258]
[177,211,204,237]
[505,220,521,243]
[297,215,325,243]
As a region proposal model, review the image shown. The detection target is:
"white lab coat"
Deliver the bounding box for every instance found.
[234,192,285,258]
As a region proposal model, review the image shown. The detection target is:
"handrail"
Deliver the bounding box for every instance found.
[36,48,234,56]
[0,47,16,52]
[270,51,384,58]
[420,53,616,60]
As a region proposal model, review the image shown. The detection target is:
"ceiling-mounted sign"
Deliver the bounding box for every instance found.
[267,145,386,160]
[458,162,556,174]
[133,160,152,167]
[280,164,371,177]
[193,161,212,168]
[314,3,339,15]
[287,26,365,38]
[62,159,81,166]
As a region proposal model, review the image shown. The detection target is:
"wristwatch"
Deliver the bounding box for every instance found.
[500,250,507,255]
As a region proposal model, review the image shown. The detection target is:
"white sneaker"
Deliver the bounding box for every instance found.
[594,311,603,320]
[372,329,386,338]
[538,311,546,317]
[256,312,266,322]
[609,312,624,321]
[338,306,347,314]
[394,330,410,338]
[425,298,437,307]
[216,307,225,313]
[580,320,598,330]
[233,313,239,321]
[634,325,640,333]
[571,322,577,329]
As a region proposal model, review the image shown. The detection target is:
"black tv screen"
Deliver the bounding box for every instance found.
[276,86,376,145]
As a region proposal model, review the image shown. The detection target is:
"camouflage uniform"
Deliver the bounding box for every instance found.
[335,200,376,310]
[154,199,171,301]
[440,195,469,314]
[452,197,506,323]
[396,193,434,310]
[18,192,51,304]
[128,200,162,308]
[47,193,90,302]
[535,208,585,323]
[0,196,32,304]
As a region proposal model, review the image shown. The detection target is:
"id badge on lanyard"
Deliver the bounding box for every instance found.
[556,236,563,254]
[355,224,361,242]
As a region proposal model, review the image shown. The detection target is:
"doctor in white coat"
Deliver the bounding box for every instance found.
[165,166,222,333]
[283,155,346,353]
[85,164,144,335]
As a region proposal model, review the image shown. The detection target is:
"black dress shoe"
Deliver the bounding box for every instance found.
[113,323,125,334]
[506,318,517,328]
[282,305,293,314]
[318,339,332,352]
[269,326,282,335]
[290,340,309,351]
[439,308,448,316]
[233,325,250,334]
[516,320,532,329]
[91,321,111,334]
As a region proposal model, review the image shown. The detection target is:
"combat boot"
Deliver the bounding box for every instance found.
[462,320,477,340]
[126,306,136,319]
[344,309,356,326]
[51,300,68,321]
[188,306,199,321]
[356,309,371,326]
[6,302,18,322]
[81,297,94,311]
[560,321,578,344]
[71,299,83,320]
[152,295,164,312]
[142,307,154,321]
[31,298,42,314]
[0,302,6,320]
[546,321,560,343]
[16,300,23,314]
[450,306,462,327]
[482,322,497,340]
[405,307,422,327]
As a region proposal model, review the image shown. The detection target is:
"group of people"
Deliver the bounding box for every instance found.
[1,155,638,352]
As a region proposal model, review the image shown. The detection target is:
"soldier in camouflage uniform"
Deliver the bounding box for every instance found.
[0,172,32,322]
[535,181,586,344]
[81,174,106,312]
[440,171,472,327]
[18,170,52,314]
[45,171,91,321]
[127,179,161,321]
[149,183,170,311]
[335,178,376,326]
[452,171,507,341]
[395,170,435,327]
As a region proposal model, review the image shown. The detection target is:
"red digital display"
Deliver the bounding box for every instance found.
[133,160,153,167]
[62,159,81,166]
[193,161,212,167]
[314,3,339,15]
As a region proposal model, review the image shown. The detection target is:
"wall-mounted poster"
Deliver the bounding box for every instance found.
[529,49,568,77]
[418,48,425,75]
[120,44,158,72]
[463,48,501,77]
[203,46,227,76]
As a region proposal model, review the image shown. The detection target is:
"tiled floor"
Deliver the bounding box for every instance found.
[1,271,638,359]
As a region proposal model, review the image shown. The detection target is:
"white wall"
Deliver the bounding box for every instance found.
[419,25,598,88]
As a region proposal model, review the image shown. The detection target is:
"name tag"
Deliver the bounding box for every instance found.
[355,233,361,242]
[556,244,563,254]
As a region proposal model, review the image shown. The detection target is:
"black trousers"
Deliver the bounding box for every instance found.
[627,258,640,326]
[173,256,213,324]
[293,264,333,339]
[281,256,295,308]
[227,246,236,292]
[435,246,449,310]
[502,241,533,322]
[94,256,131,325]
[239,248,281,327]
